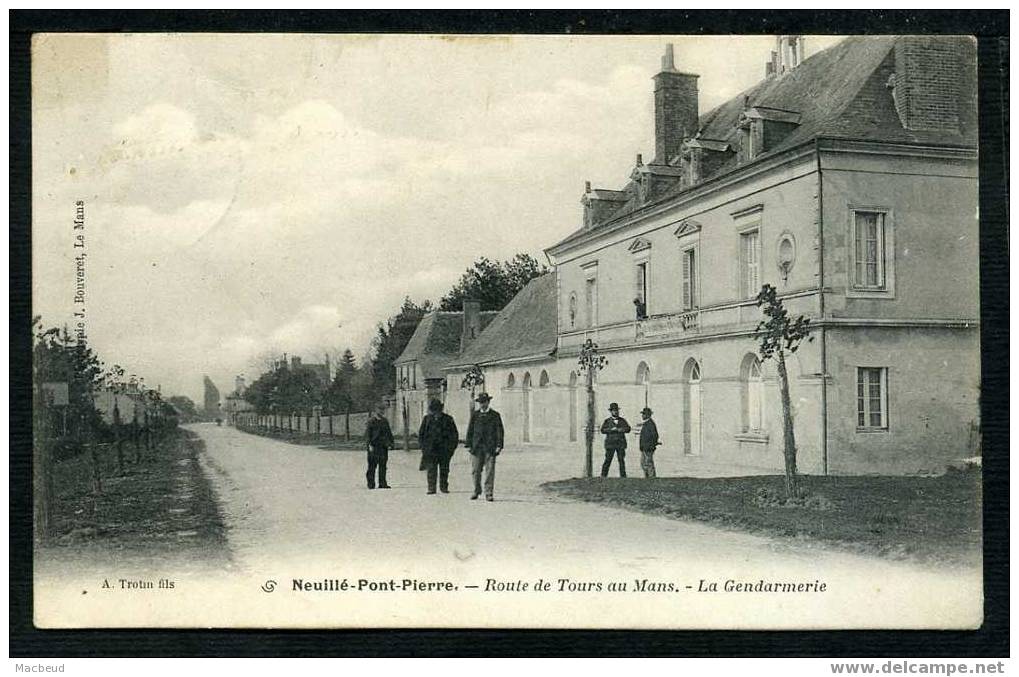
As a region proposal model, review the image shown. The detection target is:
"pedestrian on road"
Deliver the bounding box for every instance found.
[600,402,631,478]
[418,399,459,495]
[638,407,660,479]
[465,392,503,502]
[365,405,394,489]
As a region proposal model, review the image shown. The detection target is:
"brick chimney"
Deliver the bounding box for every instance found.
[461,299,482,353]
[890,36,971,133]
[653,44,699,165]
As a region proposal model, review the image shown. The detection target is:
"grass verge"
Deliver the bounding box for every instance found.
[36,428,231,574]
[543,470,981,567]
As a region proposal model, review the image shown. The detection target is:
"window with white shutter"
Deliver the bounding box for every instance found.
[682,248,697,310]
[740,229,761,298]
[857,367,888,430]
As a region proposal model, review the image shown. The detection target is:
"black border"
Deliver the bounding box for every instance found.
[10,10,1009,658]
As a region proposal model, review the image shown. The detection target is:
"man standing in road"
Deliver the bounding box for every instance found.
[600,402,631,478]
[638,407,660,478]
[418,399,458,495]
[365,404,394,490]
[465,392,503,502]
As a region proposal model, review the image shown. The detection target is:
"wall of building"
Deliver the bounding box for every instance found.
[820,150,979,320]
[555,153,820,343]
[825,325,980,474]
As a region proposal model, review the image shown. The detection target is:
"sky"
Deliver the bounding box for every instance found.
[32,33,843,403]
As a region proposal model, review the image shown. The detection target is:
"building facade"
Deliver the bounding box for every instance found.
[543,35,979,475]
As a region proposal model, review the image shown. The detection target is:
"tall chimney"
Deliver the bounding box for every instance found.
[653,43,699,165]
[890,36,970,133]
[235,375,246,394]
[461,300,482,353]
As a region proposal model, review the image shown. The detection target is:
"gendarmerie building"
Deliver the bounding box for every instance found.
[435,35,979,476]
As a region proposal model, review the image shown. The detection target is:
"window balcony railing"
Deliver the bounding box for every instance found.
[635,309,701,342]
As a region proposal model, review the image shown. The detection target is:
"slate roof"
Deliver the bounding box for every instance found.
[396,310,497,380]
[446,274,558,369]
[549,35,977,252]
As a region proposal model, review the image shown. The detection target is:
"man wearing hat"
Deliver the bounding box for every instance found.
[638,407,661,478]
[465,392,503,501]
[599,403,632,477]
[364,404,395,489]
[418,399,459,495]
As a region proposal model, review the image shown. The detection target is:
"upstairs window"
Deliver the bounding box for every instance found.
[740,229,761,299]
[634,261,649,319]
[568,293,578,329]
[853,211,887,290]
[682,248,698,310]
[584,277,597,328]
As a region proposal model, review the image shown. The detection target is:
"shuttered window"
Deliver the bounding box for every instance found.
[682,249,697,310]
[740,229,760,298]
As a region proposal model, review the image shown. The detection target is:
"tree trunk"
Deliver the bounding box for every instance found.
[90,442,103,495]
[402,396,410,452]
[777,350,798,498]
[584,369,595,478]
[345,408,351,442]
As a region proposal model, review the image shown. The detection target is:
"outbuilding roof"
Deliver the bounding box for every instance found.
[445,273,557,369]
[395,310,497,380]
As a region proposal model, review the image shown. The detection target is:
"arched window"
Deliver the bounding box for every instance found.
[522,372,532,389]
[506,373,515,389]
[683,359,702,456]
[568,294,578,330]
[740,354,765,432]
[539,370,550,387]
[635,361,651,407]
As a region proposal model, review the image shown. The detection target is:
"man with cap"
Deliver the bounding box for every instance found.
[638,407,660,478]
[364,404,394,489]
[600,403,632,477]
[418,399,459,495]
[465,392,504,501]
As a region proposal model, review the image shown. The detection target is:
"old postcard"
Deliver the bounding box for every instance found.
[31,32,982,629]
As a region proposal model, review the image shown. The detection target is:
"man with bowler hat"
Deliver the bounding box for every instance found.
[638,407,660,478]
[465,392,503,501]
[600,402,631,477]
[418,399,459,494]
[365,404,394,489]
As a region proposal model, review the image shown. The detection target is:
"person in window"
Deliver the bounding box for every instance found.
[600,402,631,477]
[365,404,394,490]
[633,297,648,320]
[638,407,660,479]
[465,392,504,502]
[418,399,459,495]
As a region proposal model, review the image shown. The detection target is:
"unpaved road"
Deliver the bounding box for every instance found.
[182,422,982,629]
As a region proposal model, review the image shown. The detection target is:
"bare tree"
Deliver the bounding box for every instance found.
[578,339,607,478]
[754,283,812,499]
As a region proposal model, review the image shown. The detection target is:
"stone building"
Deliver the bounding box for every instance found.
[222,375,255,424]
[392,304,497,430]
[433,35,978,476]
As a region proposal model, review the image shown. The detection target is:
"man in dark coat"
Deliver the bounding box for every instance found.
[365,405,394,489]
[638,407,660,478]
[418,399,459,494]
[465,392,504,502]
[600,402,631,477]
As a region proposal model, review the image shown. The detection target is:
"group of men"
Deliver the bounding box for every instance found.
[361,396,662,498]
[363,393,504,501]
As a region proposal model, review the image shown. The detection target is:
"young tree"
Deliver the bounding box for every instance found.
[754,283,812,499]
[577,339,607,478]
[460,364,486,424]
